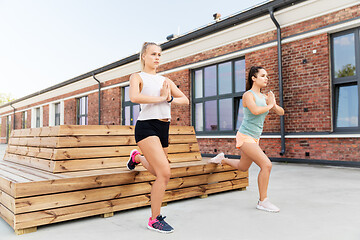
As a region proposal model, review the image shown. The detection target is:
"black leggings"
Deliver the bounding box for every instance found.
[135,119,170,148]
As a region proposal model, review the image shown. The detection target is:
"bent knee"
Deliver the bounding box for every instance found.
[157,170,171,182]
[238,165,250,172]
[261,162,272,172]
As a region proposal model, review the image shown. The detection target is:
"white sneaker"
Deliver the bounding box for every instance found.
[209,152,225,164]
[256,198,280,213]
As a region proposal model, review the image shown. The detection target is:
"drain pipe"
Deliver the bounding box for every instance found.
[10,104,15,130]
[92,73,101,125]
[269,7,285,156]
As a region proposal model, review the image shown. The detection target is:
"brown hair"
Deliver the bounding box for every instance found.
[246,66,264,90]
[140,42,161,70]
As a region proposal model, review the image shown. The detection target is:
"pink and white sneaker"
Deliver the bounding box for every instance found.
[256,198,280,212]
[208,152,225,164]
[127,149,141,170]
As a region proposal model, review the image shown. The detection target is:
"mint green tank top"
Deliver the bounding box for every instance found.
[239,90,269,139]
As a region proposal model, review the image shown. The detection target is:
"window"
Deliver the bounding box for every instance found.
[22,111,27,129]
[54,103,61,126]
[35,107,41,128]
[192,58,246,135]
[331,29,360,131]
[122,86,140,125]
[77,96,88,125]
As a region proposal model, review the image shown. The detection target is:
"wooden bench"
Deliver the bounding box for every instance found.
[0,125,248,234]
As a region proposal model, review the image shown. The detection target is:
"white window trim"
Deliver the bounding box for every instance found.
[60,100,65,125]
[31,108,36,128]
[49,103,55,127]
[49,101,64,126]
[31,107,43,128]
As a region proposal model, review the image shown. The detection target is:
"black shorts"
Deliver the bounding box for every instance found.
[135,119,170,148]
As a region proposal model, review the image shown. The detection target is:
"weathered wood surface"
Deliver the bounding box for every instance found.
[6,125,201,173]
[8,179,248,230]
[2,170,247,214]
[11,125,195,138]
[0,160,239,198]
[3,152,202,173]
[9,134,197,148]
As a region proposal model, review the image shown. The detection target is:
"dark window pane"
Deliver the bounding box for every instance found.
[195,103,203,131]
[236,99,244,130]
[204,66,217,97]
[124,86,130,102]
[218,62,232,95]
[132,105,140,125]
[333,33,356,78]
[336,85,358,127]
[235,59,246,92]
[125,106,130,125]
[194,70,203,98]
[55,103,60,114]
[219,98,233,130]
[36,108,40,127]
[205,100,217,131]
[55,115,60,126]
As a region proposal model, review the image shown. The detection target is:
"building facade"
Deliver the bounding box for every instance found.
[1,0,360,166]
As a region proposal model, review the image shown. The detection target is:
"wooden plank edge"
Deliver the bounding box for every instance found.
[11,170,247,214]
[13,164,247,198]
[14,179,247,229]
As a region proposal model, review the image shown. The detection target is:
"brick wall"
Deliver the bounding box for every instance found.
[26,110,31,128]
[64,98,76,125]
[282,34,331,132]
[42,105,49,127]
[199,137,360,162]
[99,87,122,125]
[164,69,191,126]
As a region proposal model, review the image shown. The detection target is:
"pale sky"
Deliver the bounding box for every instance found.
[0,0,267,100]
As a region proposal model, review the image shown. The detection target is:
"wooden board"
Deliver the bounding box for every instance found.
[3,151,202,173]
[6,143,200,160]
[12,179,247,230]
[11,125,195,138]
[4,170,246,214]
[8,134,197,148]
[0,160,244,198]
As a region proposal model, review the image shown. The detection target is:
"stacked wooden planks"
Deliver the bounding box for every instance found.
[0,125,248,234]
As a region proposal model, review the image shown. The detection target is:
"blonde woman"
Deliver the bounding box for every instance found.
[127,42,189,233]
[210,66,284,212]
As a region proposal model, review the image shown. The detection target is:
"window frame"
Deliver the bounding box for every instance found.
[35,107,41,128]
[76,96,88,125]
[331,28,360,132]
[54,102,61,126]
[192,57,246,136]
[122,86,140,126]
[22,111,27,129]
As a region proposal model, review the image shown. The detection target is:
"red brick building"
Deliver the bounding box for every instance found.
[1,0,360,166]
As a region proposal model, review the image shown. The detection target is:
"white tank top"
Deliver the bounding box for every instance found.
[136,72,171,121]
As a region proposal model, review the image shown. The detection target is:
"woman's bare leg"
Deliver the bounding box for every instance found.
[135,154,156,176]
[222,150,253,171]
[239,143,272,201]
[137,136,171,220]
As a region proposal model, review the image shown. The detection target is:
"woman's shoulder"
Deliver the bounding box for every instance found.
[129,72,143,82]
[243,90,253,97]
